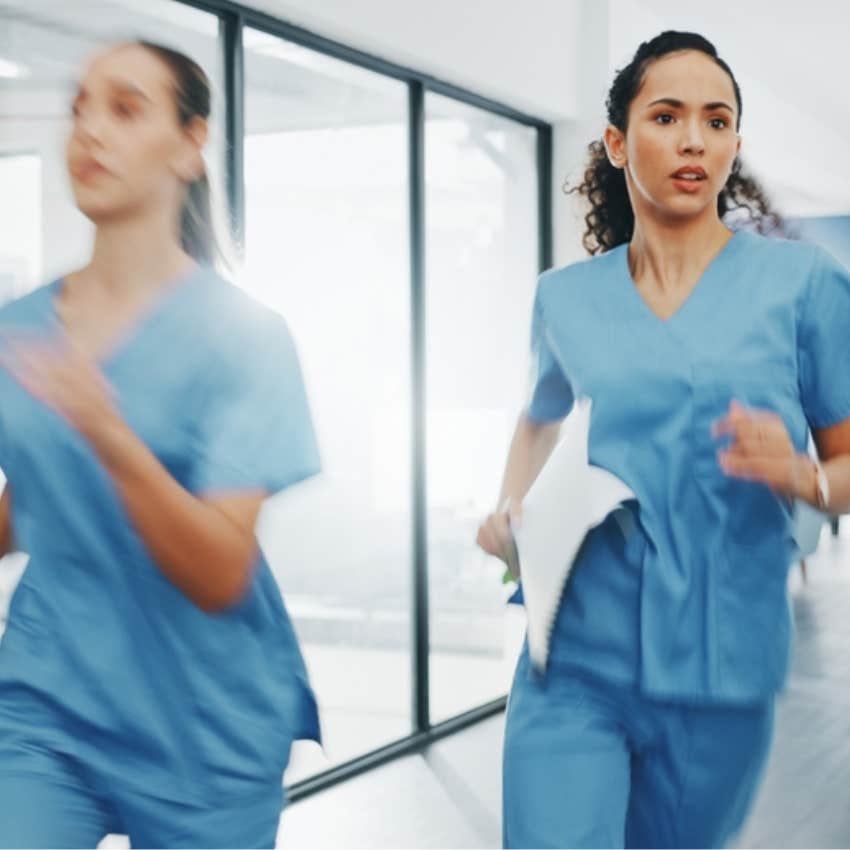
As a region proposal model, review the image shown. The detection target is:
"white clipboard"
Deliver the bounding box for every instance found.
[511,397,636,671]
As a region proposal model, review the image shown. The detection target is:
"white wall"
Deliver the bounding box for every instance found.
[551,1,612,265]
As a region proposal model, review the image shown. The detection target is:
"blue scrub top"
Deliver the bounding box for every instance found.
[526,231,850,703]
[0,267,321,803]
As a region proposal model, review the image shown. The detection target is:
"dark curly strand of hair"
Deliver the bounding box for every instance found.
[566,31,786,255]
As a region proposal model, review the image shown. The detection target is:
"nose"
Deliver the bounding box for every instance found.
[678,117,706,156]
[72,105,106,146]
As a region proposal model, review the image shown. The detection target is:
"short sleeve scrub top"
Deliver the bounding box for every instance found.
[0,266,321,806]
[521,231,850,703]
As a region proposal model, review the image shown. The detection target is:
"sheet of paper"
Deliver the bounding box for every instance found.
[512,397,636,671]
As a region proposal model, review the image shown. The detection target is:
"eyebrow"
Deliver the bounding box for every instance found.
[72,80,153,106]
[646,97,735,113]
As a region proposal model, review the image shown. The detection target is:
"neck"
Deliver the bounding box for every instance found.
[78,205,195,295]
[628,209,733,294]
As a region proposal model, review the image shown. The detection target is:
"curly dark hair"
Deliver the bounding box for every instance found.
[567,31,787,254]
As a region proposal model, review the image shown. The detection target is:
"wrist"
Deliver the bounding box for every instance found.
[793,454,818,505]
[795,453,830,511]
[812,457,831,512]
[81,407,131,464]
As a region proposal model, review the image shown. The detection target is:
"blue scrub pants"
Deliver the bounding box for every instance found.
[0,737,284,849]
[503,647,775,848]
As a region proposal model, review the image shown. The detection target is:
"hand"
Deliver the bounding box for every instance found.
[713,399,814,500]
[0,335,119,441]
[476,497,523,575]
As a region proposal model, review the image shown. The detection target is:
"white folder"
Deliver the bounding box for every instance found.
[512,397,636,671]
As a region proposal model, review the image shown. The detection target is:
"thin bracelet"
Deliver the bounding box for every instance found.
[812,457,830,512]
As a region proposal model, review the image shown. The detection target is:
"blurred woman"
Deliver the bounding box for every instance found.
[0,40,320,848]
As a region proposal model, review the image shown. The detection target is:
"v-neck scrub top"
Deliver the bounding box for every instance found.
[526,231,850,703]
[0,267,321,804]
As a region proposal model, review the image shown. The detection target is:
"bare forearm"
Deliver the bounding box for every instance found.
[85,416,257,612]
[498,412,562,505]
[806,421,850,514]
[798,453,850,515]
[0,486,14,557]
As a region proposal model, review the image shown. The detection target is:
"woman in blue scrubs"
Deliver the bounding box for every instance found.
[477,30,850,848]
[0,41,320,848]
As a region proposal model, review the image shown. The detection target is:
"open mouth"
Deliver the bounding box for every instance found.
[72,160,110,182]
[671,169,707,182]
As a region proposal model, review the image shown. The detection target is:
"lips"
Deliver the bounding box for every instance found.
[671,166,707,181]
[71,157,111,182]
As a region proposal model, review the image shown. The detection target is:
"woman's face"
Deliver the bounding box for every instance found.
[605,50,742,223]
[66,44,202,225]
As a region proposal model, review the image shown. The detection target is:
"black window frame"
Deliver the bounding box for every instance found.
[179,0,553,803]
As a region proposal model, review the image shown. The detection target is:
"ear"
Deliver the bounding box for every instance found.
[735,133,742,157]
[173,115,209,182]
[603,124,627,170]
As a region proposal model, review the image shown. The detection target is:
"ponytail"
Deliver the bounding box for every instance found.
[136,39,223,266]
[181,171,216,266]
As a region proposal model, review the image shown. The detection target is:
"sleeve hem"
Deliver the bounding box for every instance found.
[194,463,321,498]
[525,403,572,425]
[808,398,850,431]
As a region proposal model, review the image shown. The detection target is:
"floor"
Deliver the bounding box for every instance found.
[276,524,850,848]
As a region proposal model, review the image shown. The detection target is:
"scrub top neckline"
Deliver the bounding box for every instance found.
[47,263,205,366]
[619,229,744,326]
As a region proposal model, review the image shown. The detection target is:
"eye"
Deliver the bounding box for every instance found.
[654,113,675,125]
[709,117,728,129]
[112,100,136,119]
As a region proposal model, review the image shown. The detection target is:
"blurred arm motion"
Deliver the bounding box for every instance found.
[0,342,263,613]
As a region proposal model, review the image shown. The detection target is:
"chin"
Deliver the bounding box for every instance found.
[73,191,128,224]
[74,201,112,223]
[658,194,716,220]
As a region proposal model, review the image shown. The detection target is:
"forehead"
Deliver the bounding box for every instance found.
[635,50,737,106]
[78,44,174,100]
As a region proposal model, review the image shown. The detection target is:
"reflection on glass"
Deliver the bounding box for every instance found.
[244,28,412,781]
[0,154,41,303]
[425,93,539,722]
